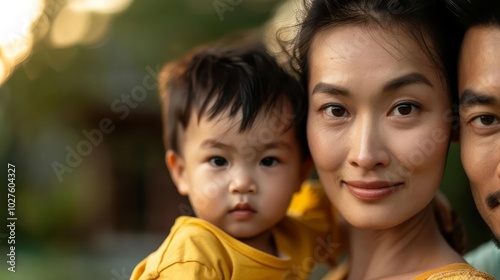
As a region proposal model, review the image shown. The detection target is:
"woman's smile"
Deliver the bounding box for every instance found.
[343,180,404,202]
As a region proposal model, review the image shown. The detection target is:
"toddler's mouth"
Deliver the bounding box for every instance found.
[230,203,256,213]
[229,203,256,220]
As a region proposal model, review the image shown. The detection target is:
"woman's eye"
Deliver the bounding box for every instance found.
[209,157,228,167]
[391,103,419,116]
[472,115,499,127]
[323,105,348,117]
[260,157,278,167]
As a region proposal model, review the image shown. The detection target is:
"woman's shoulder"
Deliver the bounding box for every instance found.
[414,263,496,280]
[320,262,497,280]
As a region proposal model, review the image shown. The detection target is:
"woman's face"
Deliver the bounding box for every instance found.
[307,25,451,230]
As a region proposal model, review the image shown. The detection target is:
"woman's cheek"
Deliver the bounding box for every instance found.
[308,122,339,169]
[391,125,450,183]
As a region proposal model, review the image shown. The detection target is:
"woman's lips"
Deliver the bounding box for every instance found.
[344,181,403,202]
[229,203,256,220]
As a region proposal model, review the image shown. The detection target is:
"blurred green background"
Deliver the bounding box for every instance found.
[0,0,491,279]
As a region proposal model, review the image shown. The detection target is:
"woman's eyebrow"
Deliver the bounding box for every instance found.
[311,82,349,96]
[311,73,432,96]
[383,72,433,92]
[460,89,497,108]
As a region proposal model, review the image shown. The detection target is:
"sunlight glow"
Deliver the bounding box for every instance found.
[50,6,91,48]
[0,0,134,85]
[50,0,133,48]
[68,0,133,14]
[0,58,7,85]
[0,0,44,45]
[2,34,34,66]
[0,0,44,84]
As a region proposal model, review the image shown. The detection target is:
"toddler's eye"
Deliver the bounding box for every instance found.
[472,115,499,127]
[323,105,349,117]
[260,157,278,167]
[209,157,228,167]
[390,103,420,116]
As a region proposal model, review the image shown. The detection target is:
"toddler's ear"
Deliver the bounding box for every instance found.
[166,150,189,195]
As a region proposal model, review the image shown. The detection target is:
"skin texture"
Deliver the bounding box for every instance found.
[307,25,464,279]
[166,105,309,255]
[459,26,500,246]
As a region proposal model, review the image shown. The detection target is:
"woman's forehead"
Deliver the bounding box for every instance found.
[307,25,448,95]
[310,24,433,64]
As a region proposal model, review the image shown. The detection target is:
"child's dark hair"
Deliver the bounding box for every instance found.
[159,42,309,159]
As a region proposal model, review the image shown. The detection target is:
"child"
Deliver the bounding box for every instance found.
[130,42,338,280]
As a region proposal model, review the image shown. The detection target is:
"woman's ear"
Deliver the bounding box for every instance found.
[166,150,189,195]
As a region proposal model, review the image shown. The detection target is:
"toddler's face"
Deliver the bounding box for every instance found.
[169,103,308,241]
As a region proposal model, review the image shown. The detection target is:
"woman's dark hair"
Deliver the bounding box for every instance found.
[446,0,500,28]
[282,0,463,109]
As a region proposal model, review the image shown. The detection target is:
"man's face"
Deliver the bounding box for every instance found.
[459,26,500,246]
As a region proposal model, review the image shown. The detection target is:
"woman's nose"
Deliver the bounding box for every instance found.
[347,117,391,170]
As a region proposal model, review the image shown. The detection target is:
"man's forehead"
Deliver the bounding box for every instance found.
[459,26,500,94]
[461,28,493,61]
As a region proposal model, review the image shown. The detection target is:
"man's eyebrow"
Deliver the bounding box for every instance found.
[383,72,433,92]
[311,82,349,96]
[459,89,497,108]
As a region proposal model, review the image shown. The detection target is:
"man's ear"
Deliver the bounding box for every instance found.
[166,150,189,195]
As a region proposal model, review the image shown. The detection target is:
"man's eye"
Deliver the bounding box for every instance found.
[260,157,278,167]
[209,157,228,167]
[472,115,499,127]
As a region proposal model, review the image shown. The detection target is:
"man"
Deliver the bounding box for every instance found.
[448,0,500,276]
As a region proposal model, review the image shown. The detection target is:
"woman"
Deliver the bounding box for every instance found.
[285,0,495,278]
